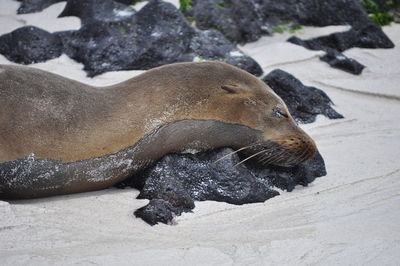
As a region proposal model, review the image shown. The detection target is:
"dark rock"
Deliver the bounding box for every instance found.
[184,0,384,43]
[127,147,326,225]
[261,0,371,27]
[248,151,327,192]
[16,0,64,14]
[59,0,136,25]
[184,0,394,74]
[263,69,344,123]
[185,0,271,43]
[287,24,393,75]
[55,0,262,77]
[320,50,365,75]
[134,199,178,226]
[288,24,394,52]
[0,26,63,65]
[16,0,139,14]
[288,36,366,74]
[115,0,144,4]
[189,30,264,77]
[55,0,194,76]
[2,0,262,76]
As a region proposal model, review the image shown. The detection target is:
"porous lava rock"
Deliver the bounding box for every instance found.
[58,0,136,25]
[287,24,393,74]
[184,0,271,44]
[56,0,262,76]
[0,26,63,65]
[183,0,394,74]
[288,24,394,52]
[320,50,366,75]
[263,69,344,123]
[2,0,262,77]
[16,0,64,14]
[124,148,326,225]
[183,0,380,43]
[16,0,139,14]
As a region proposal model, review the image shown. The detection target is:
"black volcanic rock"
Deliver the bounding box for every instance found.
[59,0,136,25]
[184,0,271,43]
[263,69,344,123]
[287,24,393,75]
[183,0,382,43]
[125,148,326,225]
[288,24,394,52]
[16,0,139,14]
[288,36,366,75]
[0,26,63,65]
[183,0,394,74]
[55,0,262,76]
[320,50,365,75]
[189,30,264,77]
[56,1,194,76]
[2,0,262,77]
[261,0,371,27]
[134,199,182,226]
[16,0,64,14]
[248,151,327,192]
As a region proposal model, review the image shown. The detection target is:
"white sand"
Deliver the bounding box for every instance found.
[1,1,400,265]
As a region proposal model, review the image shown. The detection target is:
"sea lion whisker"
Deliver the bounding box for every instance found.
[213,143,262,164]
[259,151,279,165]
[291,148,309,164]
[263,149,287,165]
[298,148,312,163]
[259,147,281,163]
[233,150,268,167]
[258,149,280,164]
[284,149,303,164]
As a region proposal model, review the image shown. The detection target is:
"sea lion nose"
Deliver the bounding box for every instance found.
[271,135,317,166]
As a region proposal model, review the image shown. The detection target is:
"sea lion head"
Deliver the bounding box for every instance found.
[170,62,317,167]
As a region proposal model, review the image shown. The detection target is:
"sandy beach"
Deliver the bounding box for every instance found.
[0,1,400,265]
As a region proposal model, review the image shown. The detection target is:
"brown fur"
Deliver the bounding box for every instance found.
[0,62,316,164]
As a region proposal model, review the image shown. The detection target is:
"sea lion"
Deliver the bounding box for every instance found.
[0,62,317,199]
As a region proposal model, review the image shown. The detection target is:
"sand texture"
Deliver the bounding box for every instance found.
[0,1,399,265]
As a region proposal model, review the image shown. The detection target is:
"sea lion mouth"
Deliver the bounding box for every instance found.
[216,137,316,168]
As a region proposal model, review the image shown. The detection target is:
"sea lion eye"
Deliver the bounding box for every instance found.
[221,84,240,94]
[272,107,288,118]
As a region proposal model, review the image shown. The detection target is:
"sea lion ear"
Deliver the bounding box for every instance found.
[221,84,240,94]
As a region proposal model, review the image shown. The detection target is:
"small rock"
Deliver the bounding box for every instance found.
[288,24,394,53]
[16,0,64,14]
[263,69,344,123]
[59,0,136,25]
[0,26,63,64]
[185,0,271,43]
[320,50,365,75]
[287,24,393,74]
[134,199,177,226]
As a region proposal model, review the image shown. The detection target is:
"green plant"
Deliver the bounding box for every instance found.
[370,12,394,25]
[362,0,380,13]
[273,22,303,34]
[361,0,398,26]
[217,2,230,8]
[212,24,222,31]
[179,0,193,13]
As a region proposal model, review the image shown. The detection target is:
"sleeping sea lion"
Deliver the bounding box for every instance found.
[0,62,317,199]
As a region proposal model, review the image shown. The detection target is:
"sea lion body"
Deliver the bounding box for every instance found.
[0,62,316,199]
